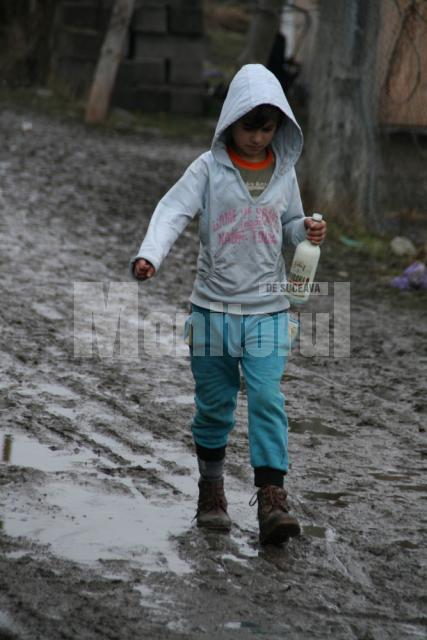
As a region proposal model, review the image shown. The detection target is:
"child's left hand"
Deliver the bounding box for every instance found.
[304,217,327,245]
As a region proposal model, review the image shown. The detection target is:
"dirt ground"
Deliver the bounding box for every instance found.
[0,105,426,640]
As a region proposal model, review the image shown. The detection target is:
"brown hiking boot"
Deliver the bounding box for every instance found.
[251,485,301,545]
[196,479,231,531]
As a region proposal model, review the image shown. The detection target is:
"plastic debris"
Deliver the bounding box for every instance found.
[339,235,364,248]
[390,261,427,290]
[21,121,33,132]
[390,236,416,257]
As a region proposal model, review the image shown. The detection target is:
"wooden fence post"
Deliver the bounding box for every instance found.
[85,0,135,124]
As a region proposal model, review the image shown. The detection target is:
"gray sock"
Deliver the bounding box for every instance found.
[197,456,225,482]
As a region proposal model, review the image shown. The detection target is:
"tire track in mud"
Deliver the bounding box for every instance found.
[0,108,426,639]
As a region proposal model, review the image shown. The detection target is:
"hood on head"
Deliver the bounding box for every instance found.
[212,64,303,171]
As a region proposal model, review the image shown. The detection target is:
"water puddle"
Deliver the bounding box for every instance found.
[135,583,193,632]
[16,383,79,400]
[155,394,194,406]
[0,609,18,635]
[395,623,427,638]
[290,417,347,438]
[221,553,252,568]
[0,427,266,575]
[135,583,177,611]
[229,532,258,559]
[47,405,78,420]
[135,583,156,601]
[223,620,287,634]
[4,549,33,560]
[371,472,411,482]
[166,619,189,633]
[88,430,195,495]
[303,491,350,507]
[0,431,96,471]
[0,429,194,573]
[224,621,262,631]
[396,540,420,550]
[303,525,337,541]
[370,471,426,495]
[224,621,244,630]
[2,476,193,575]
[396,484,427,493]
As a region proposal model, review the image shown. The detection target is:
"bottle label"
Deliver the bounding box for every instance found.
[288,263,316,298]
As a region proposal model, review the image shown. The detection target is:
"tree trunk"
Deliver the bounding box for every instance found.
[237,0,283,68]
[304,0,381,228]
[85,0,135,125]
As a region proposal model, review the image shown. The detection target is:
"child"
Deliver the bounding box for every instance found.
[131,64,326,545]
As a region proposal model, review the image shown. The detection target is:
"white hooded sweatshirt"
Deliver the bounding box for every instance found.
[132,64,307,314]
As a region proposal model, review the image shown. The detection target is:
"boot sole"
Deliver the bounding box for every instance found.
[260,520,301,545]
[197,524,231,533]
[197,520,231,532]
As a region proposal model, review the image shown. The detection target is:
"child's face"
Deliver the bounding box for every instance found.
[230,118,278,162]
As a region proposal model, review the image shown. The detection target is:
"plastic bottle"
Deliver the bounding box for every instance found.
[287,213,323,304]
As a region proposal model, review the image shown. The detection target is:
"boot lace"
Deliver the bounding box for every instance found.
[249,485,289,512]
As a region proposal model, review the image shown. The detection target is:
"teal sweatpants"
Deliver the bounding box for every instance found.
[187,304,290,473]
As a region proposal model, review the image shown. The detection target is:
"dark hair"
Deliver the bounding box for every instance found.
[239,104,284,130]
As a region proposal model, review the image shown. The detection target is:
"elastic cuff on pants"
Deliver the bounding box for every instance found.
[254,467,285,488]
[196,443,226,462]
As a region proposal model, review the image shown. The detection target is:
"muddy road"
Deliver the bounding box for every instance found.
[0,106,426,640]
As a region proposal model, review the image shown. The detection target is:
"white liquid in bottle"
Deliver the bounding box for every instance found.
[287,213,323,304]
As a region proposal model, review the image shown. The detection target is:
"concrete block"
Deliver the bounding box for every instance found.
[170,56,203,85]
[116,59,165,87]
[112,88,139,111]
[137,85,170,112]
[170,87,204,115]
[132,6,167,34]
[133,34,175,59]
[57,27,103,61]
[134,34,203,62]
[61,3,110,31]
[54,56,96,96]
[169,8,204,36]
[113,85,170,112]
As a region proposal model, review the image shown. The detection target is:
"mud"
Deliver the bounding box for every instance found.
[0,105,426,640]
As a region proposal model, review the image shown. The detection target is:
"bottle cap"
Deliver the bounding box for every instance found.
[312,213,323,222]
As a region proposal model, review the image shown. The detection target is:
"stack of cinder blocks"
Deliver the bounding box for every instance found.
[53,0,205,114]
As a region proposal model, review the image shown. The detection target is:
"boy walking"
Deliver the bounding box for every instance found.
[132,64,326,544]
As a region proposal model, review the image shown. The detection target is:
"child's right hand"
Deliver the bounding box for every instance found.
[133,258,156,280]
